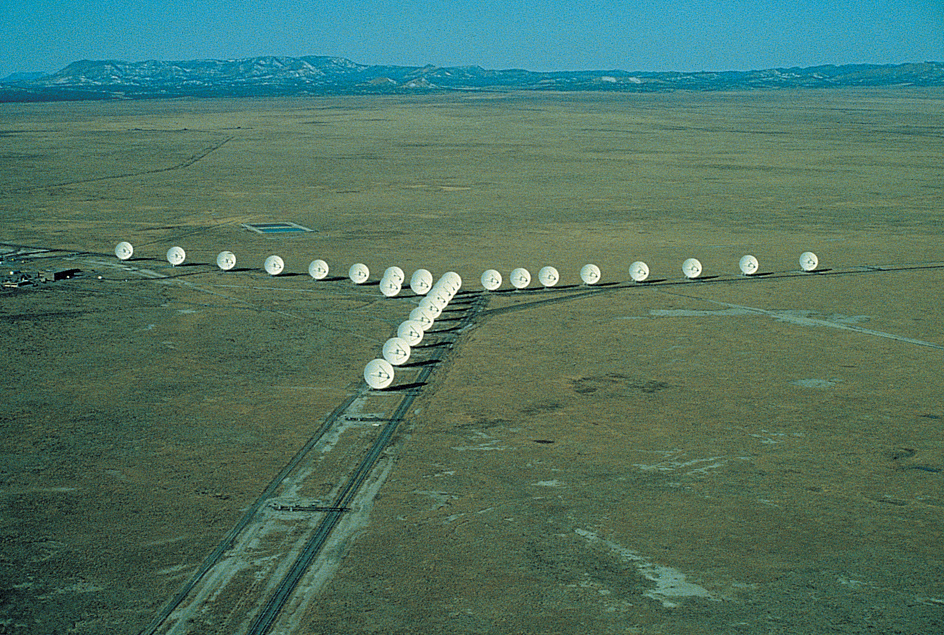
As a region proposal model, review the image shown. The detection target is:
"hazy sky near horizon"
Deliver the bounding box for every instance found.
[1,0,942,78]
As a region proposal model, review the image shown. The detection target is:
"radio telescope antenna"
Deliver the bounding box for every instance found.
[682,258,703,279]
[442,271,462,292]
[409,305,436,331]
[481,269,502,291]
[397,319,425,346]
[384,266,405,284]
[349,263,370,284]
[580,264,601,285]
[538,266,560,287]
[364,358,395,390]
[739,255,759,276]
[166,246,186,267]
[216,251,236,271]
[410,269,433,295]
[799,251,819,272]
[309,259,329,279]
[382,337,412,366]
[115,242,134,261]
[380,276,402,297]
[510,267,531,289]
[418,295,444,319]
[264,255,285,276]
[629,261,650,282]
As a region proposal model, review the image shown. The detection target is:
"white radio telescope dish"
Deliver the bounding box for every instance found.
[431,289,451,308]
[682,258,703,279]
[580,264,601,285]
[384,266,405,284]
[481,269,502,291]
[397,319,425,346]
[410,269,433,295]
[418,296,444,318]
[409,305,435,331]
[382,337,412,366]
[739,255,759,276]
[308,259,329,280]
[216,251,236,271]
[510,267,531,289]
[264,255,285,276]
[349,263,370,284]
[364,358,395,390]
[115,242,134,261]
[442,271,462,292]
[380,277,402,297]
[800,251,819,272]
[166,246,186,267]
[538,266,560,287]
[629,261,650,282]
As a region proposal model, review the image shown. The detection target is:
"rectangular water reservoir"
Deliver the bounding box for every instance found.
[242,222,314,234]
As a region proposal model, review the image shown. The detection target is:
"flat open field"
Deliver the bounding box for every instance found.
[1,89,942,634]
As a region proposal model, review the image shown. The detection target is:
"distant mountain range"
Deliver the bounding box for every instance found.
[2,56,943,102]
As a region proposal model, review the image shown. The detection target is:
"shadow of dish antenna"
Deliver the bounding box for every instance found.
[538,266,560,287]
[800,251,819,272]
[364,358,395,390]
[115,242,134,261]
[264,255,284,276]
[216,251,236,271]
[309,259,329,279]
[739,255,759,276]
[349,263,370,284]
[629,261,650,282]
[580,264,601,285]
[166,246,186,267]
[682,258,703,279]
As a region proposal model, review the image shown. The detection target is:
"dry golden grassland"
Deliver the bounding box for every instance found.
[0,89,942,634]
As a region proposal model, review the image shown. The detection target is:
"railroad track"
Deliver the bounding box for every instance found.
[141,291,488,635]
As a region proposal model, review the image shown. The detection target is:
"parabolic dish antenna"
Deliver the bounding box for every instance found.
[308,259,329,280]
[216,251,236,271]
[382,337,412,366]
[397,319,424,346]
[538,266,560,287]
[364,358,395,390]
[115,241,134,261]
[580,264,601,285]
[166,246,186,267]
[418,296,444,318]
[800,251,819,272]
[380,277,402,297]
[264,255,285,276]
[409,305,436,331]
[629,261,650,282]
[442,271,462,291]
[410,269,433,295]
[510,267,531,289]
[739,255,759,276]
[431,289,451,307]
[682,258,703,279]
[384,266,405,284]
[349,263,370,284]
[481,269,502,291]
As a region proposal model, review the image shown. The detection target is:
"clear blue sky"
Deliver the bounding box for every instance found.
[1,0,942,78]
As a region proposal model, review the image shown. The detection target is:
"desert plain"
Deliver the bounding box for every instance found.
[0,88,942,634]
